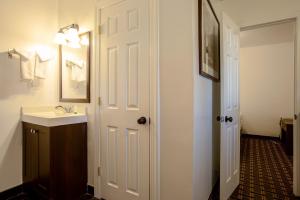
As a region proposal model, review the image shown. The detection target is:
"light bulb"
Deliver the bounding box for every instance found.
[54,32,66,45]
[68,41,81,49]
[80,36,89,46]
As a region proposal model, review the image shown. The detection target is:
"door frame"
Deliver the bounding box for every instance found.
[93,0,160,199]
[239,16,300,196]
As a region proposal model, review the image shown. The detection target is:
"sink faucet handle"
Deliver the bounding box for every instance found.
[55,105,66,113]
[55,105,75,113]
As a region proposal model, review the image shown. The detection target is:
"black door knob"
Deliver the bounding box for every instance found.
[137,117,147,125]
[225,116,233,123]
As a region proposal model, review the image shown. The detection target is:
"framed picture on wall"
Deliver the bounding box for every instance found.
[199,0,220,81]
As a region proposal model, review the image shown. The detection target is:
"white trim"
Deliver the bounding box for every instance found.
[149,0,160,199]
[240,18,296,32]
[94,3,101,198]
[294,15,300,197]
[94,0,160,199]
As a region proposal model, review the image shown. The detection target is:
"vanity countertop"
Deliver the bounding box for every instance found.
[21,106,88,127]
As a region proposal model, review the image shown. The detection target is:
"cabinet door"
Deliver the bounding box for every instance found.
[23,124,38,185]
[37,126,50,194]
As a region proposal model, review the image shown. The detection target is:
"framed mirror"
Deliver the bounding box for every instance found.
[59,32,91,103]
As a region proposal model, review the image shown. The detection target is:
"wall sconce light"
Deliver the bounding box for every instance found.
[54,24,81,48]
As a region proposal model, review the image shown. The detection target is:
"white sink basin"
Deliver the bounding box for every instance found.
[21,106,88,127]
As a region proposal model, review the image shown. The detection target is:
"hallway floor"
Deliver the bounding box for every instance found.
[230,135,294,199]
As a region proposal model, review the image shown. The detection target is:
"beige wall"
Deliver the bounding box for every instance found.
[240,42,294,136]
[0,0,58,192]
[159,0,194,198]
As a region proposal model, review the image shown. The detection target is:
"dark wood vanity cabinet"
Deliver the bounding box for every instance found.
[23,122,87,200]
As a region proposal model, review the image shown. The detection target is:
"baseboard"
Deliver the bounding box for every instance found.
[0,184,95,200]
[208,179,220,200]
[241,133,280,140]
[87,185,94,195]
[0,184,24,199]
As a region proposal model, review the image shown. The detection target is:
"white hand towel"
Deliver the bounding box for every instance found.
[35,58,49,79]
[71,65,81,81]
[76,61,86,82]
[37,50,53,62]
[70,61,86,82]
[18,50,35,80]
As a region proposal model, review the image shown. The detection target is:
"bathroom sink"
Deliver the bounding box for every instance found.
[21,106,88,127]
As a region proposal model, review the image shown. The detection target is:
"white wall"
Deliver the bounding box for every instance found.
[192,0,220,199]
[0,0,58,192]
[57,0,96,186]
[241,42,294,136]
[160,0,220,199]
[240,23,295,137]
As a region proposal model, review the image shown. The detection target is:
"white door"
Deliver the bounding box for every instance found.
[220,13,240,200]
[99,0,150,199]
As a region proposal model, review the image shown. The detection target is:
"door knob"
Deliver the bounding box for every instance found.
[137,117,147,125]
[225,116,233,123]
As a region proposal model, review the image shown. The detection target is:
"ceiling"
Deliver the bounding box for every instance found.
[211,0,300,27]
[240,21,295,48]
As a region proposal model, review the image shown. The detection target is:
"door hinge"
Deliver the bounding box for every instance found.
[98,97,101,106]
[98,25,102,35]
[97,166,101,176]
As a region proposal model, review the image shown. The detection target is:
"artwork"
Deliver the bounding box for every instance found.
[199,0,220,81]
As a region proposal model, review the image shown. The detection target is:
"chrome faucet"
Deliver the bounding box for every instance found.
[55,105,74,113]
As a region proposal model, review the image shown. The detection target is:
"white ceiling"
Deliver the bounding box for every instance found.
[240,21,295,48]
[211,0,300,27]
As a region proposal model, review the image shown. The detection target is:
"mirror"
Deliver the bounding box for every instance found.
[59,32,91,103]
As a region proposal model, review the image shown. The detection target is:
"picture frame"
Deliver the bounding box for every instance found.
[199,0,220,81]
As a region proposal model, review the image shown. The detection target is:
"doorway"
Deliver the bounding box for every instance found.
[233,20,296,199]
[218,19,297,199]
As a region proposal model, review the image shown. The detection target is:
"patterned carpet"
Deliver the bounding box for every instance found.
[210,135,296,199]
[230,135,295,199]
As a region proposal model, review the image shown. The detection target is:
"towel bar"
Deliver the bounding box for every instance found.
[8,48,18,58]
